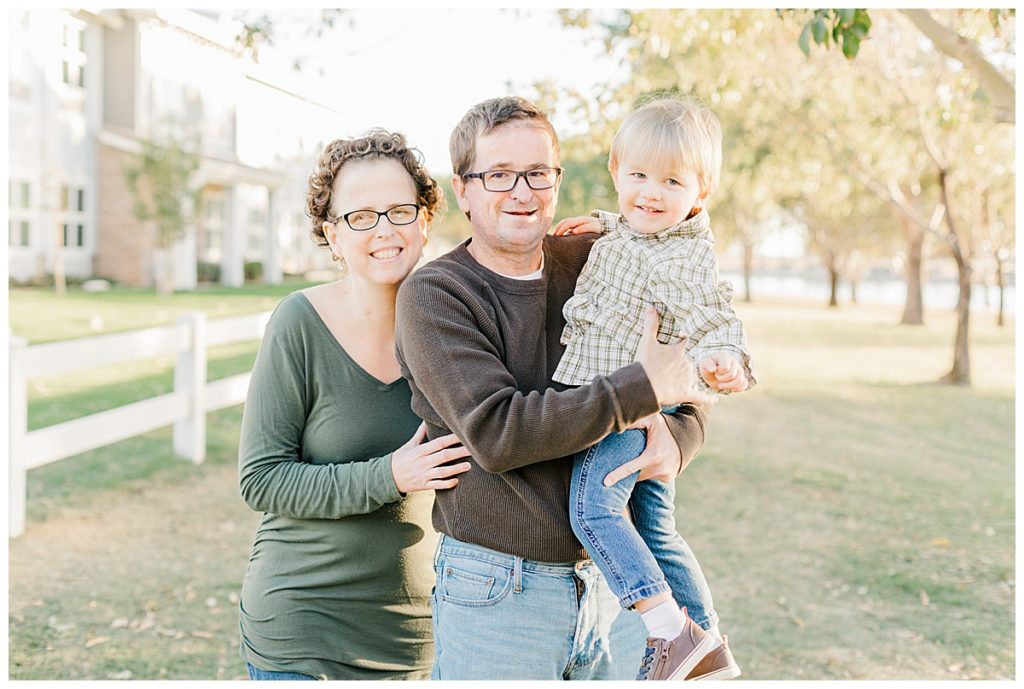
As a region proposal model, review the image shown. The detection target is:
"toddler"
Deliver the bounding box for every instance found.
[552,95,755,681]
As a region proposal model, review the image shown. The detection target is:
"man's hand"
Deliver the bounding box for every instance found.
[698,352,749,393]
[552,215,602,236]
[603,413,679,486]
[635,306,717,407]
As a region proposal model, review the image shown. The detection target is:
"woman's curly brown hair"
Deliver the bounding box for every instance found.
[306,129,445,259]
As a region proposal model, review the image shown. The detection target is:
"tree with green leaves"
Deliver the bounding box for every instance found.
[552,8,1014,386]
[783,8,1015,123]
[548,9,800,302]
[123,135,200,295]
[786,10,1014,383]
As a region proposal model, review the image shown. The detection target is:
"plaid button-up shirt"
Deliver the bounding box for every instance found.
[553,208,755,389]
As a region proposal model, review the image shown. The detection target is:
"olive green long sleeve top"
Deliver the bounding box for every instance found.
[238,292,435,680]
[395,235,708,563]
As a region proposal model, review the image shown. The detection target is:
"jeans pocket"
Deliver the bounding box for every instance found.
[438,554,512,607]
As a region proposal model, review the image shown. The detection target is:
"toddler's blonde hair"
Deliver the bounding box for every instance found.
[609,94,722,198]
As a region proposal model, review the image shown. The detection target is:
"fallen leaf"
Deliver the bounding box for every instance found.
[85,636,110,648]
[228,592,239,604]
[108,670,132,680]
[110,618,129,629]
[205,597,217,608]
[931,537,951,548]
[192,631,214,639]
[87,600,99,609]
[919,590,931,606]
[790,616,805,628]
[948,664,962,672]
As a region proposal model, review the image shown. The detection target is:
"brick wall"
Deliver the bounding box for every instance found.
[95,143,156,286]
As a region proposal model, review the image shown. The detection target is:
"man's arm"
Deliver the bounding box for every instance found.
[395,268,660,474]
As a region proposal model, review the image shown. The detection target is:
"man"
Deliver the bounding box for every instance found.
[395,96,713,680]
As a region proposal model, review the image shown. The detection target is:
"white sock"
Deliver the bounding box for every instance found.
[704,623,724,646]
[640,600,685,640]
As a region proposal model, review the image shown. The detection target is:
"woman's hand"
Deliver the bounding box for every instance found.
[391,422,472,494]
[552,215,602,236]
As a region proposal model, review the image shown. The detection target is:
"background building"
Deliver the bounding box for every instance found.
[8,8,341,289]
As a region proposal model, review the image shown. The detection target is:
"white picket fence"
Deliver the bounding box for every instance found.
[8,310,272,537]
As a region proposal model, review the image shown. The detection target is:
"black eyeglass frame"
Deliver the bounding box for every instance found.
[329,203,422,232]
[461,167,563,192]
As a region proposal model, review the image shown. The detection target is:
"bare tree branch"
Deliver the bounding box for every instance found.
[900,9,1015,124]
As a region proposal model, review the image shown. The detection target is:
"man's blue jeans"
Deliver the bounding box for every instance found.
[430,534,646,680]
[569,428,719,630]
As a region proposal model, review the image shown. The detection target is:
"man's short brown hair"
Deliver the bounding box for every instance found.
[449,96,560,177]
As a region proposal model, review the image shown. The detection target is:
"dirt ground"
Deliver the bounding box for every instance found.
[9,461,261,680]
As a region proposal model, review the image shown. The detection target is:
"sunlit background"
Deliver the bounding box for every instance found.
[7,7,1015,681]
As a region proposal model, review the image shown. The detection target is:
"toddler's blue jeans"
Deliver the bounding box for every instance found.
[569,427,719,630]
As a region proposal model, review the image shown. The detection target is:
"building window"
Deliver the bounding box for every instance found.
[59,184,88,248]
[60,18,87,89]
[9,180,33,247]
[12,180,31,208]
[62,61,85,88]
[61,223,85,248]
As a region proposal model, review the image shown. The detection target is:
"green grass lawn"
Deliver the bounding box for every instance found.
[7,290,1015,680]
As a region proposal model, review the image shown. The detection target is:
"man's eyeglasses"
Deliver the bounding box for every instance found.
[461,167,562,192]
[330,203,420,232]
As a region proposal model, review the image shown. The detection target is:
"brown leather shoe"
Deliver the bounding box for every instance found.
[684,634,741,681]
[636,608,717,681]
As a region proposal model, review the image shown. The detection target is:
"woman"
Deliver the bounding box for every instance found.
[237,131,471,680]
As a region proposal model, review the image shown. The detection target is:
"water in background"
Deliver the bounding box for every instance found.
[720,272,1015,316]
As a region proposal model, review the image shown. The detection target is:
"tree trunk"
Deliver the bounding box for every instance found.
[900,216,924,325]
[941,258,972,385]
[850,279,858,304]
[155,246,174,295]
[995,253,1006,327]
[827,261,840,308]
[937,169,971,385]
[742,240,754,303]
[53,217,66,297]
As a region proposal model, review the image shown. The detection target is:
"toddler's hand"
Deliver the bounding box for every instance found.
[553,215,602,236]
[699,353,749,393]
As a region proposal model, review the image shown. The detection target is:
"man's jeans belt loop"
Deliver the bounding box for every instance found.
[513,555,524,593]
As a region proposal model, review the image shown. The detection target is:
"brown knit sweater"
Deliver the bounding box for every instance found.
[395,234,707,562]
